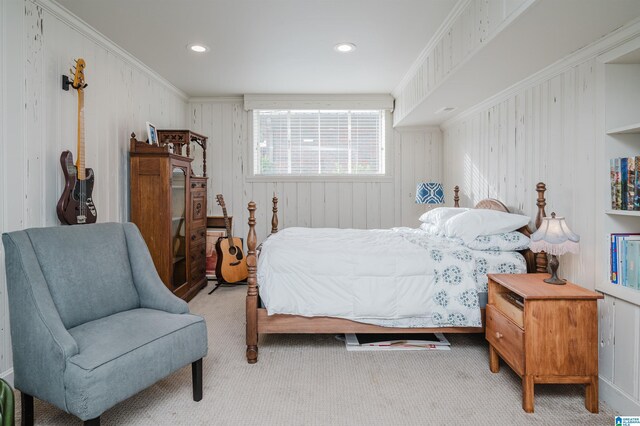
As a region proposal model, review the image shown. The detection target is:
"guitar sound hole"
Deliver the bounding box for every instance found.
[228,246,237,256]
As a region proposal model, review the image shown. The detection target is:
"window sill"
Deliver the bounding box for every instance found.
[245,175,394,183]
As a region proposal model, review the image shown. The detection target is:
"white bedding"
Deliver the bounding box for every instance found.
[257,227,526,328]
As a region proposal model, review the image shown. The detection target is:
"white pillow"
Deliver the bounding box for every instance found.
[443,209,531,244]
[419,222,441,235]
[419,207,469,225]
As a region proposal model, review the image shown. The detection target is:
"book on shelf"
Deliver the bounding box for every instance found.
[609,156,640,211]
[621,157,628,209]
[611,158,617,209]
[635,157,640,210]
[614,158,622,210]
[629,157,636,211]
[610,233,640,288]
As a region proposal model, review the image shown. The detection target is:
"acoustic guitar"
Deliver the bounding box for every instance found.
[215,194,248,283]
[56,58,97,225]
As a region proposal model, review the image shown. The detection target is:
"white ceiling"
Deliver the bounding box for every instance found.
[57,0,457,97]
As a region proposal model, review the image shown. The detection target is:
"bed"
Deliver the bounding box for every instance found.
[244,183,549,363]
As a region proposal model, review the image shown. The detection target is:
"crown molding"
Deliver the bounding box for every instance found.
[34,0,188,101]
[392,0,471,97]
[441,16,640,129]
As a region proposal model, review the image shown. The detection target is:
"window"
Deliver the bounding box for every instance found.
[253,109,386,176]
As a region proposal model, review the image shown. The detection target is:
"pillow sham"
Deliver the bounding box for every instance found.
[465,231,530,251]
[418,207,469,225]
[443,209,531,243]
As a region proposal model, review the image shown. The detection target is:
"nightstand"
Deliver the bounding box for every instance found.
[486,273,603,413]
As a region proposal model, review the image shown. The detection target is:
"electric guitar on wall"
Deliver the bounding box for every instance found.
[57,58,97,225]
[215,194,248,283]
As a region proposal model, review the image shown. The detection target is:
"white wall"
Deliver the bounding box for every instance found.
[187,100,443,243]
[441,22,640,413]
[0,0,188,384]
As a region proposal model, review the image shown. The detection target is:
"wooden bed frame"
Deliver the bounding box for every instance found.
[244,183,549,363]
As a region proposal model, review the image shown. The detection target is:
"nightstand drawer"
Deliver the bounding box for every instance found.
[486,305,524,375]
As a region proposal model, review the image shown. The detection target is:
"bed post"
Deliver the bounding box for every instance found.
[534,182,548,273]
[246,201,259,364]
[454,186,460,208]
[271,196,279,234]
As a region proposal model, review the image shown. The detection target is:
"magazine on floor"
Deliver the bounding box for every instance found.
[342,333,451,351]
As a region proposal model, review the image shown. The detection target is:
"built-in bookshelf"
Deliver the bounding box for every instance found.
[596,37,640,306]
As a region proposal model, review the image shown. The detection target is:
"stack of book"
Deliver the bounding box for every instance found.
[343,333,451,351]
[610,233,640,289]
[610,157,640,210]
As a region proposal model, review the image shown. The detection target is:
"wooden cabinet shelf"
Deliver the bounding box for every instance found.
[130,134,208,301]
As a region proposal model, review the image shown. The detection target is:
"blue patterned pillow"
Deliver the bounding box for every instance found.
[465,232,530,251]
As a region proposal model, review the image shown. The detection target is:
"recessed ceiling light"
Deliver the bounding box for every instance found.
[334,43,356,53]
[188,44,209,53]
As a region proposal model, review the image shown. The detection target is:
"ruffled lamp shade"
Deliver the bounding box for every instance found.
[530,212,579,284]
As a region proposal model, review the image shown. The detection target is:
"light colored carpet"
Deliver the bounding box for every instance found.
[15,283,614,425]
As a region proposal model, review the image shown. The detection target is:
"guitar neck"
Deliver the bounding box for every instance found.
[221,205,234,244]
[77,89,85,180]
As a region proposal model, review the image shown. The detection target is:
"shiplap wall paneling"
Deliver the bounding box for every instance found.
[395,129,443,226]
[443,59,597,288]
[0,0,12,383]
[442,54,640,411]
[393,0,531,124]
[188,101,443,241]
[0,0,188,383]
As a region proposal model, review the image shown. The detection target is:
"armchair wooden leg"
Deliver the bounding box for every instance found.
[20,392,34,426]
[192,359,203,402]
[84,417,100,426]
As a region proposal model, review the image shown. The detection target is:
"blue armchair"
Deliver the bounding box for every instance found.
[2,223,208,425]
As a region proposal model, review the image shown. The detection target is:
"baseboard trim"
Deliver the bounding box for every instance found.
[600,376,640,414]
[0,368,14,387]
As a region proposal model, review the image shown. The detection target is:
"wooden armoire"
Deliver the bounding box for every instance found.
[129,133,208,301]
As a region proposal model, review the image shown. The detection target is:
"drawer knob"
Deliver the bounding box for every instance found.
[495,332,503,339]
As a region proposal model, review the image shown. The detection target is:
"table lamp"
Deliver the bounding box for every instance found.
[529,212,580,285]
[416,182,444,209]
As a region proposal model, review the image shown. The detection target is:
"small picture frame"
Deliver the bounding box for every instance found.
[146,122,158,145]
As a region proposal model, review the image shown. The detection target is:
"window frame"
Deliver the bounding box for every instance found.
[247,109,393,183]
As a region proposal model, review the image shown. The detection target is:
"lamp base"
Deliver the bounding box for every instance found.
[543,276,567,285]
[544,254,567,285]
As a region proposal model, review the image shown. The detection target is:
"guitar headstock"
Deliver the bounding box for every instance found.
[216,194,226,209]
[70,58,87,90]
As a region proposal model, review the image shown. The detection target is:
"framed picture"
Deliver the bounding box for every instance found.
[206,229,226,279]
[146,122,158,145]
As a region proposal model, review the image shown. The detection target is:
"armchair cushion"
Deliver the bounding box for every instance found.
[25,224,140,329]
[65,308,207,420]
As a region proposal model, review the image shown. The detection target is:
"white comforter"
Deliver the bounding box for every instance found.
[258,227,526,328]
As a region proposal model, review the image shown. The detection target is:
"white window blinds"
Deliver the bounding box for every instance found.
[253,109,385,176]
